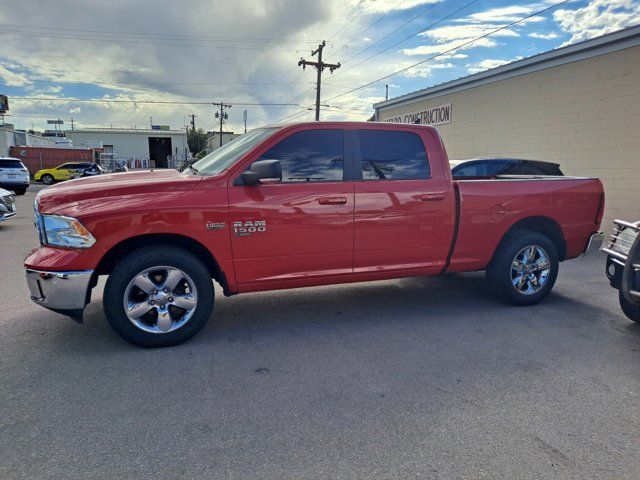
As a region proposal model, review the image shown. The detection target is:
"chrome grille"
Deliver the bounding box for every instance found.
[602,219,640,262]
[2,194,14,205]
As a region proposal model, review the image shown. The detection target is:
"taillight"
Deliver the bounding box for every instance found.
[595,192,605,225]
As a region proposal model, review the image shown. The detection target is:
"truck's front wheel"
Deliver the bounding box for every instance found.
[104,246,214,347]
[486,231,559,306]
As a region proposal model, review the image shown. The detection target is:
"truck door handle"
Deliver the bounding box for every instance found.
[419,193,446,202]
[318,197,347,205]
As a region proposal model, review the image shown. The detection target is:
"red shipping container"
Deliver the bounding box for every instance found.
[9,146,97,176]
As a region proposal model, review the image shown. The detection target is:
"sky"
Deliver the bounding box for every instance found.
[0,0,638,133]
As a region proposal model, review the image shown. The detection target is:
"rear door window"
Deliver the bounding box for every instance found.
[256,129,344,183]
[357,130,429,180]
[0,159,24,169]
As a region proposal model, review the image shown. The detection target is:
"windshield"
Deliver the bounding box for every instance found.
[192,128,277,175]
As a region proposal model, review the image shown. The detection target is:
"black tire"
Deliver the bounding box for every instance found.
[41,174,54,185]
[619,290,640,323]
[486,230,559,306]
[104,246,214,347]
[14,188,26,195]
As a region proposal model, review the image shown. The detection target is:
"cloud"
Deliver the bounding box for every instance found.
[465,5,537,23]
[404,62,455,78]
[529,32,559,39]
[0,65,31,86]
[553,0,640,44]
[466,57,523,74]
[402,37,498,56]
[0,0,337,130]
[364,0,439,14]
[420,24,520,42]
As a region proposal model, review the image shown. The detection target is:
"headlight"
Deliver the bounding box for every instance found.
[42,215,96,248]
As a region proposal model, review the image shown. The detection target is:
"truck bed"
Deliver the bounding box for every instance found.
[447,176,604,273]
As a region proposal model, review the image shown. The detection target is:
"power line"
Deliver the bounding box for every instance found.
[25,78,315,87]
[264,107,314,127]
[11,97,307,106]
[328,0,378,42]
[332,0,480,80]
[0,29,320,52]
[325,0,571,104]
[0,22,325,44]
[334,0,445,69]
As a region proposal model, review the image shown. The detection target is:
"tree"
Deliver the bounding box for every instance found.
[188,127,208,155]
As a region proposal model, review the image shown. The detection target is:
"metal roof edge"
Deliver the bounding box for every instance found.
[374,25,640,111]
[65,128,187,134]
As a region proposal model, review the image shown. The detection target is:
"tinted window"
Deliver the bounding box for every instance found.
[453,161,509,177]
[358,130,429,180]
[257,129,344,183]
[0,159,24,169]
[452,164,480,177]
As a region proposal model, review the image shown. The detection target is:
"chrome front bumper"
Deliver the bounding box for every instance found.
[26,269,94,321]
[0,201,16,222]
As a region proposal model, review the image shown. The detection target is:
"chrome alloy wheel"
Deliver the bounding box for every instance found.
[510,245,551,295]
[123,266,198,333]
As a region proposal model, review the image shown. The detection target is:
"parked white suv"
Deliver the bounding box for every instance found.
[0,157,29,195]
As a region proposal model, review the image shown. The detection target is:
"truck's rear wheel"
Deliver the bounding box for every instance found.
[486,231,559,306]
[104,246,214,347]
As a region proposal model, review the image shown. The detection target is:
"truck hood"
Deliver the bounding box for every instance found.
[37,169,202,214]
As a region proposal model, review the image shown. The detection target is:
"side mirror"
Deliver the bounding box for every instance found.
[241,159,282,186]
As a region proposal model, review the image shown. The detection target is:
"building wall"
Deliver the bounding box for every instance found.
[0,128,56,156]
[376,45,640,230]
[66,131,188,160]
[206,132,239,152]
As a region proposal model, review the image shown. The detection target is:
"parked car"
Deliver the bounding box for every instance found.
[451,158,564,178]
[80,163,104,177]
[602,220,640,322]
[0,188,17,222]
[25,122,604,347]
[34,163,87,185]
[0,157,30,195]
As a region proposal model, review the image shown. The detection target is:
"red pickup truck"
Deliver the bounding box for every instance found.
[25,122,604,347]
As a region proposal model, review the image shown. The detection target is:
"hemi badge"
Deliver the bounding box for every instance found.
[205,222,226,231]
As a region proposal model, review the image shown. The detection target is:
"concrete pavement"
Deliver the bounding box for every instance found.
[1,184,639,479]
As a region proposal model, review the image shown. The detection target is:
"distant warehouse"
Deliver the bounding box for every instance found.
[66,127,188,169]
[373,25,640,228]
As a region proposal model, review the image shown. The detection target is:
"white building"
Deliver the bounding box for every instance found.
[66,128,188,168]
[206,131,239,152]
[0,126,56,156]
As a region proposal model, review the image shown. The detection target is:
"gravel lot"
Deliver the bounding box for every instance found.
[1,184,639,479]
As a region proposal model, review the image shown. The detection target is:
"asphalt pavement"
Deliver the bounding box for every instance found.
[1,183,639,479]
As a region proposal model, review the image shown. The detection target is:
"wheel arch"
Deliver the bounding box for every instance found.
[493,216,567,263]
[95,233,231,294]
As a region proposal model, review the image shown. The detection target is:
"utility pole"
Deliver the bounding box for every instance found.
[298,41,340,121]
[213,102,232,147]
[189,114,199,153]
